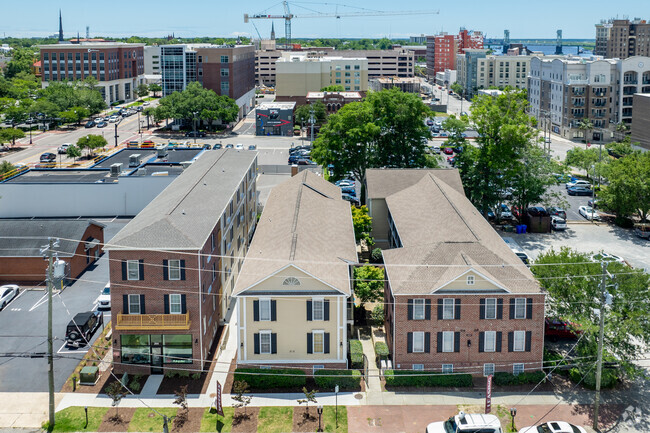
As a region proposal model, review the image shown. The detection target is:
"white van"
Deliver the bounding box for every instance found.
[426,412,503,433]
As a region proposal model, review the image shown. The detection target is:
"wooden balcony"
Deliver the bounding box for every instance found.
[115,313,191,330]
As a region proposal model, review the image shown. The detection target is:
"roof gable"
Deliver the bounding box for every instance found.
[236,264,347,296]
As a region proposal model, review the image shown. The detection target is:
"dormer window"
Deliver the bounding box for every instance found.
[282,277,300,286]
[466,275,475,285]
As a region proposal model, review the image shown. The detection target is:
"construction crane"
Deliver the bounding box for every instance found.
[244,1,439,46]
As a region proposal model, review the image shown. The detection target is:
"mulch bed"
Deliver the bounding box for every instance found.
[97,407,136,432]
[232,407,259,433]
[172,407,203,433]
[101,373,147,395]
[245,377,322,394]
[293,406,320,432]
[157,372,208,395]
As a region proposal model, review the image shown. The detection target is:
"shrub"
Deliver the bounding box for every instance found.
[374,341,389,358]
[493,371,546,386]
[569,367,619,389]
[191,373,201,380]
[349,340,363,368]
[234,368,306,389]
[384,370,473,388]
[314,369,361,391]
[164,370,178,379]
[370,305,384,326]
[371,248,383,263]
[178,369,191,378]
[129,380,142,392]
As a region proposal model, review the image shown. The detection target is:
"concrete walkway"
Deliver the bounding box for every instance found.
[358,327,381,392]
[139,375,163,397]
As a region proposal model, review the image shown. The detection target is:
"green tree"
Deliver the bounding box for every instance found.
[599,151,650,222]
[3,47,35,79]
[70,106,90,125]
[294,102,327,129]
[58,109,78,125]
[135,83,150,99]
[351,205,372,243]
[578,119,594,146]
[155,82,238,127]
[441,115,468,148]
[565,147,600,181]
[231,380,252,419]
[605,139,634,159]
[533,247,650,369]
[320,85,345,92]
[353,265,385,305]
[2,103,28,126]
[148,83,162,97]
[77,134,108,157]
[296,387,318,416]
[450,82,463,95]
[66,144,82,162]
[0,127,26,146]
[105,381,127,421]
[0,160,15,175]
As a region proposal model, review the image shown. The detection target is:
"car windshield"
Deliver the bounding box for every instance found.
[444,418,457,433]
[537,425,552,433]
[102,286,110,295]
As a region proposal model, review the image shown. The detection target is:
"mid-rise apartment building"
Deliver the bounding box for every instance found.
[475,56,531,90]
[455,49,488,99]
[631,93,650,149]
[426,29,484,78]
[160,44,255,119]
[106,150,258,375]
[594,21,613,56]
[38,42,145,105]
[597,19,650,59]
[143,45,161,75]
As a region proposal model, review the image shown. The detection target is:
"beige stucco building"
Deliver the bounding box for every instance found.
[233,171,357,369]
[476,55,532,90]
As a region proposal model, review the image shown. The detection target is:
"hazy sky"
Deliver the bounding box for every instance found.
[2,0,647,40]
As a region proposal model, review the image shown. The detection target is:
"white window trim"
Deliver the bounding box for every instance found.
[513,330,526,352]
[312,330,325,354]
[466,275,475,285]
[513,363,525,376]
[442,364,453,374]
[442,298,455,320]
[514,298,526,319]
[312,298,324,321]
[128,294,141,314]
[259,298,271,321]
[412,364,424,371]
[169,259,181,280]
[485,298,497,320]
[169,294,182,314]
[259,330,272,354]
[484,331,496,352]
[412,331,425,353]
[483,363,495,377]
[413,299,425,320]
[127,260,139,281]
[442,331,454,353]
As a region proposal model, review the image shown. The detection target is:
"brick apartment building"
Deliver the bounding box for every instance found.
[106,150,258,375]
[38,42,145,106]
[160,44,255,119]
[426,29,484,78]
[366,169,545,376]
[595,18,650,59]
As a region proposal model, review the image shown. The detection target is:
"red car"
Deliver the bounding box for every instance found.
[443,147,454,155]
[545,317,582,341]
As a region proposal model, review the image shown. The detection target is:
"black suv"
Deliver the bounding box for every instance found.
[40,152,56,163]
[65,311,103,348]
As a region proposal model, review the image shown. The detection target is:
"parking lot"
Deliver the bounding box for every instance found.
[0,219,129,392]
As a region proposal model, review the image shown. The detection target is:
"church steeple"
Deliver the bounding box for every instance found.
[270,22,276,40]
[58,9,64,42]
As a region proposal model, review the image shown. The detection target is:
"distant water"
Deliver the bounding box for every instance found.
[488,45,593,57]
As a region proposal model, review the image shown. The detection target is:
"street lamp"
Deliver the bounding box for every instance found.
[192,111,198,144]
[509,408,517,432]
[316,405,323,432]
[84,406,88,429]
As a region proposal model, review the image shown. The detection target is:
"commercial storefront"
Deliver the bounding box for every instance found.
[255,102,296,136]
[120,334,192,373]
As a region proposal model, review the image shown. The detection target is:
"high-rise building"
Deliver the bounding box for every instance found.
[595,18,650,59]
[425,29,484,79]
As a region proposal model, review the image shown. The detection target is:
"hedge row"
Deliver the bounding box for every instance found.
[314,369,362,391]
[350,339,363,368]
[384,370,473,388]
[374,342,389,358]
[493,371,546,386]
[234,368,306,389]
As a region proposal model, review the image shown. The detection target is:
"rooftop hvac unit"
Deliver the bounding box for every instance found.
[110,163,123,176]
[156,145,168,158]
[129,153,141,167]
[181,161,193,169]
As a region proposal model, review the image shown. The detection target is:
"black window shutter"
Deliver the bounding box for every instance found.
[478,332,485,352]
[407,299,413,320]
[526,298,533,319]
[271,333,277,354]
[121,261,127,280]
[306,300,312,321]
[407,332,413,353]
[508,331,514,352]
[509,298,516,319]
[123,294,128,314]
[525,331,532,352]
[324,333,330,354]
[454,332,460,352]
[496,331,502,352]
[425,299,431,320]
[324,300,330,321]
[164,294,170,314]
[307,333,313,354]
[455,298,461,320]
[138,259,144,280]
[437,299,443,320]
[271,300,277,321]
[163,260,169,280]
[180,260,186,280]
[139,294,145,314]
[253,300,260,321]
[180,294,186,314]
[424,332,431,353]
[497,299,504,319]
[436,332,443,352]
[479,298,486,319]
[254,333,260,354]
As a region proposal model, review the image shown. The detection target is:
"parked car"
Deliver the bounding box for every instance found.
[567,186,593,196]
[40,152,56,163]
[135,106,143,112]
[426,412,503,433]
[426,119,434,126]
[235,143,244,150]
[591,252,626,265]
[516,252,530,264]
[185,131,207,137]
[496,204,512,219]
[142,101,150,106]
[431,145,441,154]
[498,188,514,200]
[340,186,356,195]
[97,283,110,309]
[248,144,257,150]
[84,120,96,128]
[520,421,587,433]
[108,115,120,123]
[96,121,107,128]
[546,207,567,220]
[634,223,650,240]
[565,179,591,189]
[527,206,549,217]
[578,205,601,221]
[442,147,454,155]
[587,198,599,208]
[213,143,223,150]
[335,180,354,187]
[65,310,103,348]
[225,144,234,149]
[544,318,582,341]
[297,158,316,165]
[554,173,572,183]
[57,143,72,154]
[0,284,19,310]
[511,206,523,220]
[202,143,212,150]
[341,193,360,206]
[551,216,567,231]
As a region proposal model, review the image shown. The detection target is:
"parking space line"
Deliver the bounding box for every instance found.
[28,292,49,311]
[56,341,89,355]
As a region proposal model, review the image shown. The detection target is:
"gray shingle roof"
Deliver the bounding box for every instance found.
[366,168,464,200]
[0,219,105,258]
[233,171,357,296]
[106,150,256,250]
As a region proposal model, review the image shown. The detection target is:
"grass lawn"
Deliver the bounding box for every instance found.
[323,405,347,433]
[44,407,109,432]
[128,407,177,432]
[257,407,292,433]
[200,407,233,432]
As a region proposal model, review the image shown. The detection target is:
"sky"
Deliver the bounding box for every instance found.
[1,0,648,40]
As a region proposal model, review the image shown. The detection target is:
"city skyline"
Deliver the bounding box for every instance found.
[1,0,648,40]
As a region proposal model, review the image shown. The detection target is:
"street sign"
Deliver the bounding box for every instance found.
[216,381,224,416]
[485,374,493,414]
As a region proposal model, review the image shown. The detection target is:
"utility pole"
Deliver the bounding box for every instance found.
[41,238,59,429]
[593,260,614,431]
[309,104,315,142]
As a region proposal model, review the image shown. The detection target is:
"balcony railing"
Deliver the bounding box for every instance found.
[115,313,191,330]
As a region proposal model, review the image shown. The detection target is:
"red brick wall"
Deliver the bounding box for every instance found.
[69,223,105,282]
[391,293,546,375]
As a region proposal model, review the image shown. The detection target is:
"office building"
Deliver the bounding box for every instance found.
[410,35,427,45]
[143,46,161,75]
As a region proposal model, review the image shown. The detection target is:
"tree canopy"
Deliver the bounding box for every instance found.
[77,134,108,157]
[154,82,238,127]
[599,150,650,222]
[294,101,327,126]
[353,265,385,305]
